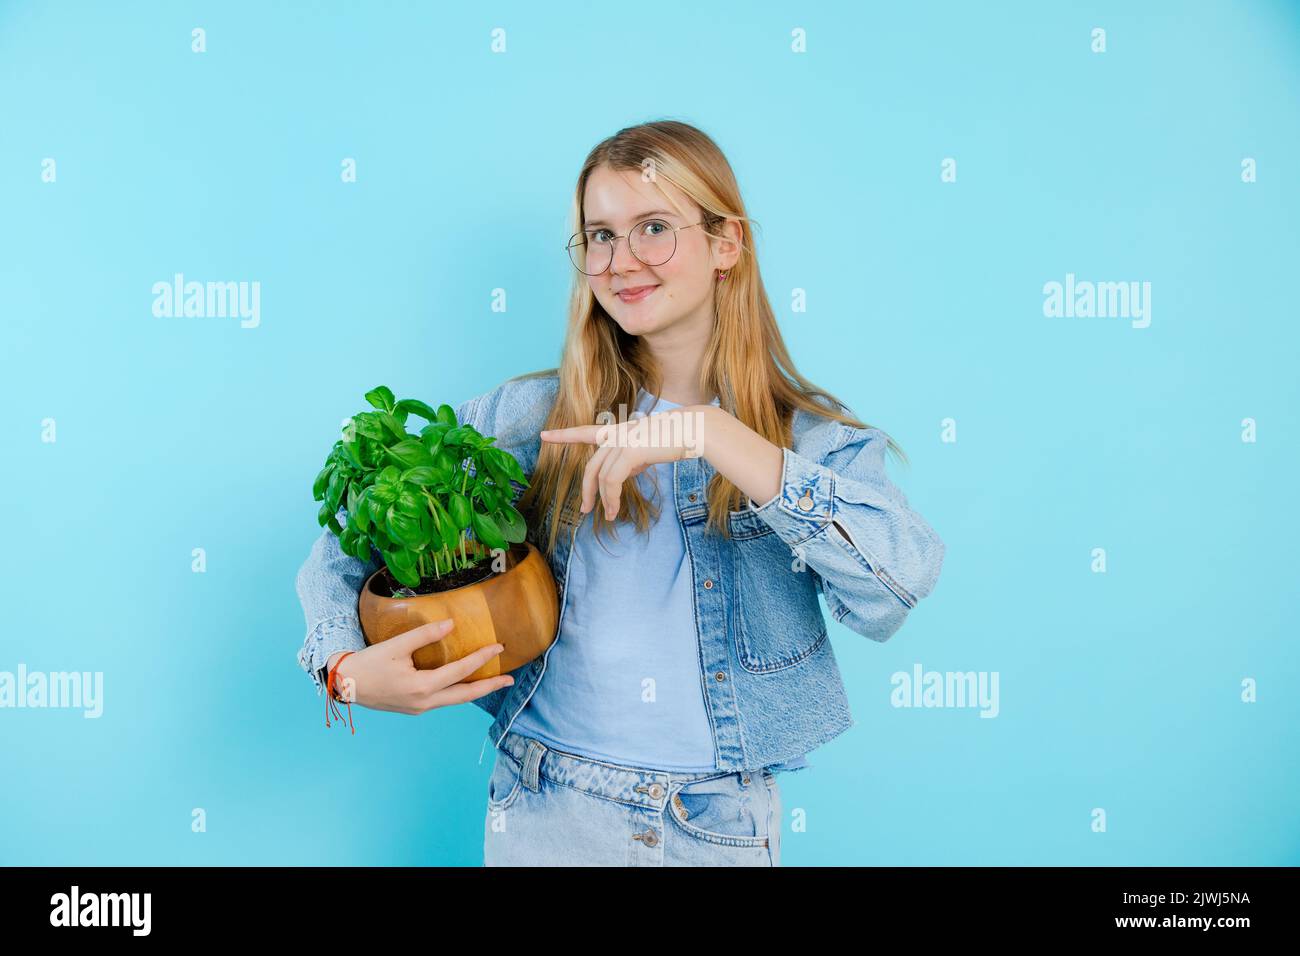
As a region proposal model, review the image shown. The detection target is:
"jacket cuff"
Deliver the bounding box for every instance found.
[746,445,887,540]
[297,615,368,697]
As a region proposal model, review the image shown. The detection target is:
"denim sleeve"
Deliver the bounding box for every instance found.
[746,421,945,643]
[293,392,499,716]
[294,512,380,697]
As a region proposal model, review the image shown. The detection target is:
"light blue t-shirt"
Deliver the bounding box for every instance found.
[511,389,809,775]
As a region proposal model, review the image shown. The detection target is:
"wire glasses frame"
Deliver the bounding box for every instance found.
[565,218,710,276]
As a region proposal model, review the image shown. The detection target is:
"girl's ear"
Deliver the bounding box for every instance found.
[713,217,743,272]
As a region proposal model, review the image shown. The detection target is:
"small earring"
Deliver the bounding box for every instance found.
[717,271,728,281]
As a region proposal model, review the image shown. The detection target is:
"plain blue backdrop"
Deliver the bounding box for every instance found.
[2,0,1297,865]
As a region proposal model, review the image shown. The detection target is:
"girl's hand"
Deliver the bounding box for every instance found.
[325,619,513,715]
[541,409,706,520]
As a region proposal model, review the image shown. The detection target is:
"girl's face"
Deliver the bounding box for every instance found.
[579,163,728,338]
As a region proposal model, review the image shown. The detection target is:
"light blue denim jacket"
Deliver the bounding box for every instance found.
[295,372,945,771]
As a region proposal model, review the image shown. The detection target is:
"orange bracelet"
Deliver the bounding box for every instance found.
[326,651,357,734]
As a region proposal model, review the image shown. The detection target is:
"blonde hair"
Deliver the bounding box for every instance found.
[516,119,905,558]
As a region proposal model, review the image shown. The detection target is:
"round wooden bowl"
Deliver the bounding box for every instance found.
[358,542,559,681]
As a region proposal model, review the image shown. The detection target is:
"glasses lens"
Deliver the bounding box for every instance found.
[630,220,676,266]
[568,232,611,275]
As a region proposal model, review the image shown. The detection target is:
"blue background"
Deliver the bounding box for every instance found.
[2,0,1297,865]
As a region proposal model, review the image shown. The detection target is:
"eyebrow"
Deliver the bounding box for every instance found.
[582,209,679,228]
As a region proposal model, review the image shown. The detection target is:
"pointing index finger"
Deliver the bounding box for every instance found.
[540,424,608,445]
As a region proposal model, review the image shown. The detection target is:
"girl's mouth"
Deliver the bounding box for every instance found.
[616,285,658,303]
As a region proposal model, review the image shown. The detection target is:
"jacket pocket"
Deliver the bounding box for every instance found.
[731,527,828,674]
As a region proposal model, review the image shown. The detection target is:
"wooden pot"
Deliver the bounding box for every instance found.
[358,542,559,681]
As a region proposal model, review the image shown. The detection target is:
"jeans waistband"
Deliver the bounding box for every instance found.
[497,730,769,810]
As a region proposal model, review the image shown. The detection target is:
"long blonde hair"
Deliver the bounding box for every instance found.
[516,119,905,558]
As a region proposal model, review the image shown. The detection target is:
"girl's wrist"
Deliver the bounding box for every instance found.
[325,651,356,699]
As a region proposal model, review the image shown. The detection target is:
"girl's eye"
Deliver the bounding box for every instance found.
[643,221,667,236]
[592,229,614,243]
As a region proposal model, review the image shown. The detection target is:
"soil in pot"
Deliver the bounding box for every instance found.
[369,559,501,598]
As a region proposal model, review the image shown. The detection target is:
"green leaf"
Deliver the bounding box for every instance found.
[386,504,424,548]
[378,412,408,442]
[449,493,472,529]
[351,415,386,441]
[431,498,460,551]
[340,440,364,470]
[325,469,347,514]
[385,550,419,588]
[496,504,527,542]
[433,447,459,481]
[400,466,438,486]
[385,439,433,469]
[478,484,503,512]
[359,439,384,470]
[365,386,396,412]
[435,403,457,426]
[312,463,332,502]
[443,426,474,446]
[471,510,507,550]
[498,450,527,484]
[395,399,440,422]
[354,491,374,533]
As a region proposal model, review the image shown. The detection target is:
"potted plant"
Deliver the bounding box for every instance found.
[311,385,558,680]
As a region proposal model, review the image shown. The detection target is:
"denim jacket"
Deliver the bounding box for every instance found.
[295,372,945,771]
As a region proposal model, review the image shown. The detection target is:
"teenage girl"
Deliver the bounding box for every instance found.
[301,119,945,866]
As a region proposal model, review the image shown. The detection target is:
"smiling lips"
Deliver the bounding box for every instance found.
[616,284,658,303]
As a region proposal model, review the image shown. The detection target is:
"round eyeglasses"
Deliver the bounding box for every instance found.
[566,218,708,276]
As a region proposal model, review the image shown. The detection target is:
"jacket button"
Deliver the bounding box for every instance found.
[648,783,664,799]
[715,671,726,682]
[703,578,714,589]
[642,830,659,847]
[688,493,697,502]
[798,493,815,512]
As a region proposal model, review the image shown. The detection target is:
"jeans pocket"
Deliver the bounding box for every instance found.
[667,773,770,848]
[487,749,524,813]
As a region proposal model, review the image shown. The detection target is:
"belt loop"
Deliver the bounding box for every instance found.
[521,738,546,792]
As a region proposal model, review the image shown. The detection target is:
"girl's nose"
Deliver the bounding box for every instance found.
[609,235,642,275]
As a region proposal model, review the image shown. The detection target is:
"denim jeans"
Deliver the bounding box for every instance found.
[483,730,783,866]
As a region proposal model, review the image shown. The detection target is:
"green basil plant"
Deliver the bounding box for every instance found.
[312,385,529,590]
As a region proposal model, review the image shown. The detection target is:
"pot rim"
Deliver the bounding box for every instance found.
[361,540,536,601]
